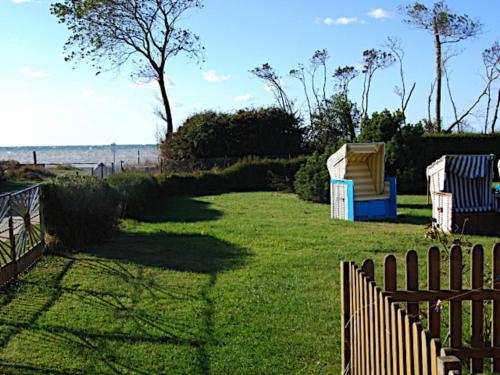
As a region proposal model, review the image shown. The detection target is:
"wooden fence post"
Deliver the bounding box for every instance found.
[493,243,500,372]
[341,261,351,374]
[470,244,484,372]
[449,246,462,349]
[8,214,16,263]
[436,356,461,375]
[428,246,441,339]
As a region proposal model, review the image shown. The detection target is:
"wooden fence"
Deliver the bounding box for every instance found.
[341,244,500,374]
[0,184,45,286]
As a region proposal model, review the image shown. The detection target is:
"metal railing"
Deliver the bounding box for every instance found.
[0,184,44,286]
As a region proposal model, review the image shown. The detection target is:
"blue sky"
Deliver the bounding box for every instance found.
[0,0,498,146]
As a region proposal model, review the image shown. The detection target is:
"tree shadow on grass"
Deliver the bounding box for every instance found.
[388,214,432,226]
[0,231,250,374]
[84,231,249,274]
[142,196,223,224]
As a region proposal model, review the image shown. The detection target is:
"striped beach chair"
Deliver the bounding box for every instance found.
[427,154,499,234]
[327,143,397,221]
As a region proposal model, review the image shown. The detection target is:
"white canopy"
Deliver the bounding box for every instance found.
[427,154,497,213]
[327,143,386,197]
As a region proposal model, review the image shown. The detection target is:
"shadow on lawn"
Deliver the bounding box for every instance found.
[84,230,249,274]
[144,196,223,224]
[0,231,249,374]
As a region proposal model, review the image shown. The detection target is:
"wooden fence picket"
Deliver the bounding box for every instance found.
[342,243,500,374]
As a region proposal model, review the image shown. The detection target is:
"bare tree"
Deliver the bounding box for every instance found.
[333,66,359,97]
[444,43,500,133]
[309,49,329,105]
[51,0,204,136]
[402,1,482,132]
[483,42,500,133]
[250,64,294,115]
[361,49,395,117]
[290,64,313,125]
[385,37,416,120]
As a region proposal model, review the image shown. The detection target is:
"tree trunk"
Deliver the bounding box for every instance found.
[158,76,174,135]
[434,28,442,132]
[492,87,500,133]
[484,84,492,133]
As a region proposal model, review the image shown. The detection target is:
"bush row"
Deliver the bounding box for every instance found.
[42,158,306,248]
[160,108,305,160]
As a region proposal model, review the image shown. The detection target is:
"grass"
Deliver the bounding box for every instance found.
[0,193,498,374]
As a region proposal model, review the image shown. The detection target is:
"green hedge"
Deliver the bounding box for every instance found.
[107,173,159,220]
[43,176,120,248]
[161,108,304,160]
[156,157,307,196]
[401,134,500,194]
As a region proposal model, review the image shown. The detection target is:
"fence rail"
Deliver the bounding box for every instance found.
[341,243,500,374]
[0,184,44,286]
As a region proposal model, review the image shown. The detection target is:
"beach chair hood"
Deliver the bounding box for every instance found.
[327,143,385,194]
[426,154,496,212]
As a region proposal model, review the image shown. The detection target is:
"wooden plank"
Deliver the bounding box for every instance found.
[421,330,431,375]
[362,259,375,281]
[352,266,358,375]
[449,245,463,349]
[341,262,351,373]
[436,356,462,375]
[391,302,399,375]
[412,322,422,375]
[407,250,419,318]
[379,291,386,375]
[404,313,414,375]
[493,243,500,372]
[384,255,397,291]
[356,269,362,375]
[369,281,375,373]
[397,309,406,375]
[470,245,484,373]
[384,296,392,375]
[361,272,369,375]
[385,288,500,302]
[430,338,442,375]
[443,346,500,358]
[428,246,441,338]
[374,287,382,375]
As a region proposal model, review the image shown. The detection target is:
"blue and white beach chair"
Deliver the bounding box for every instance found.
[427,154,499,234]
[327,143,397,221]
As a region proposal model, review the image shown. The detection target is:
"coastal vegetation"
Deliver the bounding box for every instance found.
[0,192,497,374]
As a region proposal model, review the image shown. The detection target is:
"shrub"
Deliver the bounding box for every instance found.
[0,160,55,181]
[43,176,119,248]
[161,107,304,160]
[107,173,159,219]
[156,158,306,196]
[358,110,404,143]
[307,94,359,153]
[294,151,331,203]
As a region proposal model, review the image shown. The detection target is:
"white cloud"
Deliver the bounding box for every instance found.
[12,0,32,3]
[19,65,49,78]
[264,83,274,92]
[202,70,231,83]
[317,17,365,25]
[233,94,254,102]
[334,17,364,25]
[367,8,394,19]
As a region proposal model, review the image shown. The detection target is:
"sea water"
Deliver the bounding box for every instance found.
[0,144,159,165]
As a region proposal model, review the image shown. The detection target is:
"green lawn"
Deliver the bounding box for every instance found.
[0,193,498,374]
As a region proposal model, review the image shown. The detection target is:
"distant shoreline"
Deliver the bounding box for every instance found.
[0,144,159,150]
